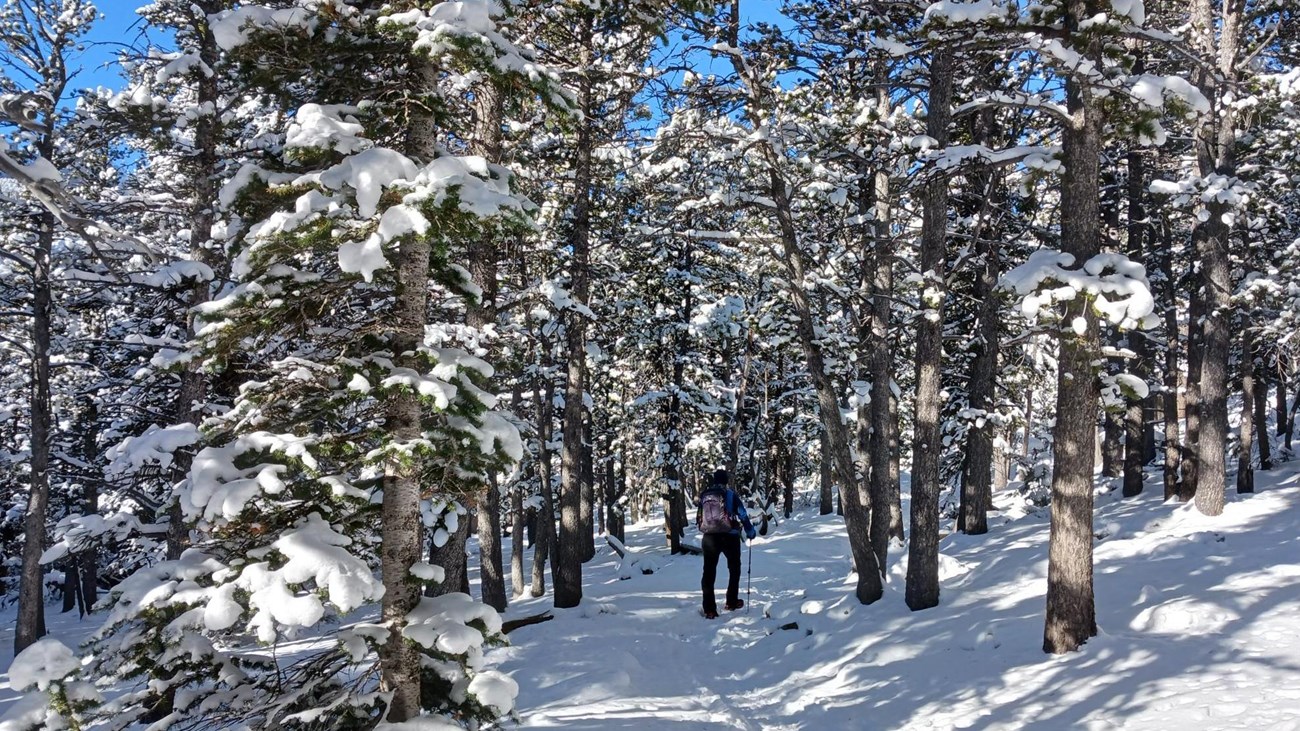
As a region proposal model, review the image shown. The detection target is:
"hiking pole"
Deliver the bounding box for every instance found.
[746,536,752,613]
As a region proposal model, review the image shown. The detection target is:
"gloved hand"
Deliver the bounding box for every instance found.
[746,526,757,540]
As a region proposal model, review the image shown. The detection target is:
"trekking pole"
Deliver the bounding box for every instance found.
[746,536,752,613]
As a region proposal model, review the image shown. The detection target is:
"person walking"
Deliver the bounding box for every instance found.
[696,469,757,619]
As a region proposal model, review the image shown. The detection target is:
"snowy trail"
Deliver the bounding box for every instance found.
[497,463,1300,730]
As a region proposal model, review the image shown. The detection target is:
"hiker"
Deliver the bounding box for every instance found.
[696,469,757,619]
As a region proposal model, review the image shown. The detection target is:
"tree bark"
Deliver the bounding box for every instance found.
[958,146,1000,535]
[604,437,624,543]
[16,209,54,655]
[1254,358,1272,470]
[1182,286,1204,501]
[1289,391,1299,451]
[820,428,834,515]
[1193,225,1229,515]
[866,56,899,565]
[1275,360,1287,436]
[532,371,556,598]
[166,1,223,562]
[906,46,953,612]
[466,81,508,612]
[79,396,99,608]
[580,412,596,562]
[1043,14,1103,653]
[1189,0,1242,518]
[478,477,506,611]
[555,19,595,608]
[615,443,628,541]
[1102,413,1124,478]
[379,151,435,728]
[725,329,754,482]
[1122,148,1149,498]
[1237,327,1256,494]
[1158,220,1182,500]
[662,335,687,553]
[888,376,903,541]
[724,0,880,602]
[511,478,526,598]
[774,173,881,602]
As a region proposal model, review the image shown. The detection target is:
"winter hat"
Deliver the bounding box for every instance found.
[712,469,729,487]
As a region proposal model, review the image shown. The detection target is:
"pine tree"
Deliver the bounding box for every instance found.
[0,0,101,654]
[83,2,568,727]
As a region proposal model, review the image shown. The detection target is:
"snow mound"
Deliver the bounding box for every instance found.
[1130,598,1240,634]
[6,639,78,692]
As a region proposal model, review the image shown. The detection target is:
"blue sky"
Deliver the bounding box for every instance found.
[76,0,147,92]
[76,1,790,93]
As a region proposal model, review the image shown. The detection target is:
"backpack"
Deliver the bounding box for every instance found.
[698,488,738,535]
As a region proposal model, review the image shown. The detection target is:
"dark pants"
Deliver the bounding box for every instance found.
[701,532,742,613]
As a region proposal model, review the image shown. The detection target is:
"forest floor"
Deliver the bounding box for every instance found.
[3,463,1300,730]
[496,463,1300,730]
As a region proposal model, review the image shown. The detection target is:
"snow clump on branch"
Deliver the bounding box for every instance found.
[999,249,1158,331]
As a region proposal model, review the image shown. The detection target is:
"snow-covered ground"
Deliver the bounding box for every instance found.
[496,464,1300,730]
[4,462,1300,730]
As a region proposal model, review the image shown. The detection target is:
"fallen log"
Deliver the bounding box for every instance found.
[606,534,629,557]
[677,539,702,555]
[502,611,553,635]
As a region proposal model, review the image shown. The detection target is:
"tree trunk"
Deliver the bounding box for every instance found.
[1122,366,1147,498]
[555,50,594,609]
[1043,24,1103,653]
[1182,287,1204,501]
[79,397,99,608]
[663,238,694,552]
[467,81,508,611]
[1102,413,1124,478]
[906,46,953,612]
[166,6,223,562]
[888,377,903,541]
[1237,327,1256,494]
[532,373,556,598]
[1254,359,1272,470]
[379,98,438,719]
[16,209,54,655]
[1193,215,1230,515]
[615,443,628,541]
[725,331,754,482]
[1122,148,1149,498]
[605,438,624,543]
[993,423,1011,491]
[781,418,794,519]
[1189,4,1240,516]
[511,479,526,598]
[1275,360,1287,436]
[580,413,595,562]
[958,157,1000,535]
[819,428,833,515]
[478,476,506,611]
[1289,391,1299,451]
[866,57,899,566]
[725,1,880,602]
[662,390,686,554]
[1023,385,1034,466]
[60,562,78,615]
[1158,220,1182,500]
[774,174,881,602]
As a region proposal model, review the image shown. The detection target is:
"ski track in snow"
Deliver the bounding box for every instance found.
[3,463,1300,729]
